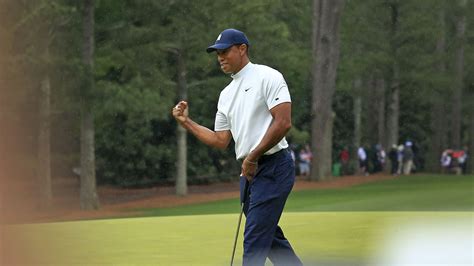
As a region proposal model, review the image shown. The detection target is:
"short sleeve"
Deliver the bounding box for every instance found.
[214,109,230,131]
[265,72,291,110]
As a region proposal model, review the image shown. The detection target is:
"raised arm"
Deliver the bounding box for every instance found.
[172,101,232,149]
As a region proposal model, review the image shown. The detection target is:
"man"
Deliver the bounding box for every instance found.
[298,144,312,176]
[357,146,368,176]
[339,146,350,175]
[172,28,302,266]
[388,144,399,175]
[403,141,414,175]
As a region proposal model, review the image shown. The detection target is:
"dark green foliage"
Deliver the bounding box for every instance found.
[89,0,472,184]
[6,0,471,186]
[95,114,176,186]
[90,0,314,185]
[336,0,472,172]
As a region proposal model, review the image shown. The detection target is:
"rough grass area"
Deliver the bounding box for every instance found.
[133,174,473,217]
[285,174,474,212]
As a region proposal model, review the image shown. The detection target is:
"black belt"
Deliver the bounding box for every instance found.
[238,148,289,164]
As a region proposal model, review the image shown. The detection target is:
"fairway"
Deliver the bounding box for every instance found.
[133,174,473,217]
[3,175,473,265]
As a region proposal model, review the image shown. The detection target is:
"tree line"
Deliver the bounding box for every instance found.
[0,0,472,209]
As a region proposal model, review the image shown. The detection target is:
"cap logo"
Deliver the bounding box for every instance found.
[216,34,222,41]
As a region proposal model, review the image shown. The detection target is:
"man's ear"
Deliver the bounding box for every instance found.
[240,44,248,56]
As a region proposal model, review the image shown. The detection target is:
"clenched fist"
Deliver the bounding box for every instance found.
[172,101,189,124]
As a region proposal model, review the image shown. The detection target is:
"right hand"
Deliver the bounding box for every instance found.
[241,159,258,182]
[172,101,189,123]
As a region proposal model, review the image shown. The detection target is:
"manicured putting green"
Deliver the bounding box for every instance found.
[4,174,472,265]
[5,212,472,265]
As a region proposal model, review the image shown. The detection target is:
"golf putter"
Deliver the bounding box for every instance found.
[230,178,250,266]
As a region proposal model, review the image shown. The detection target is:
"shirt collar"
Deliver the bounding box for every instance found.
[231,62,253,79]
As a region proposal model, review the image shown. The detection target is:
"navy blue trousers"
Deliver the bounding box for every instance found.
[239,150,303,266]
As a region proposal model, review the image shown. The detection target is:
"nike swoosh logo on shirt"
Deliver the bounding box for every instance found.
[244,88,251,92]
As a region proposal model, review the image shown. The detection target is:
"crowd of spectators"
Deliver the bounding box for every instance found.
[440,148,468,174]
[289,141,469,177]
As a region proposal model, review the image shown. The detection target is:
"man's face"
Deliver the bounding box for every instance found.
[216,44,246,74]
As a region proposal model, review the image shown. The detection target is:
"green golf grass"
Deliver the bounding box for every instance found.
[4,174,473,265]
[133,174,473,217]
[5,212,472,265]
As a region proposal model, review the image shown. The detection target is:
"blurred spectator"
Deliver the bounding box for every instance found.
[440,149,452,173]
[358,146,369,176]
[403,141,414,175]
[411,141,421,172]
[441,148,468,175]
[451,149,466,175]
[388,144,398,175]
[374,144,386,173]
[339,146,350,176]
[397,145,404,175]
[459,147,468,174]
[299,144,312,176]
[369,145,378,173]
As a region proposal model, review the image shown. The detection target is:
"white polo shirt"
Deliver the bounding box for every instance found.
[214,62,291,160]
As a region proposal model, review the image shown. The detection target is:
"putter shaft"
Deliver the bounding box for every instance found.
[230,180,249,266]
